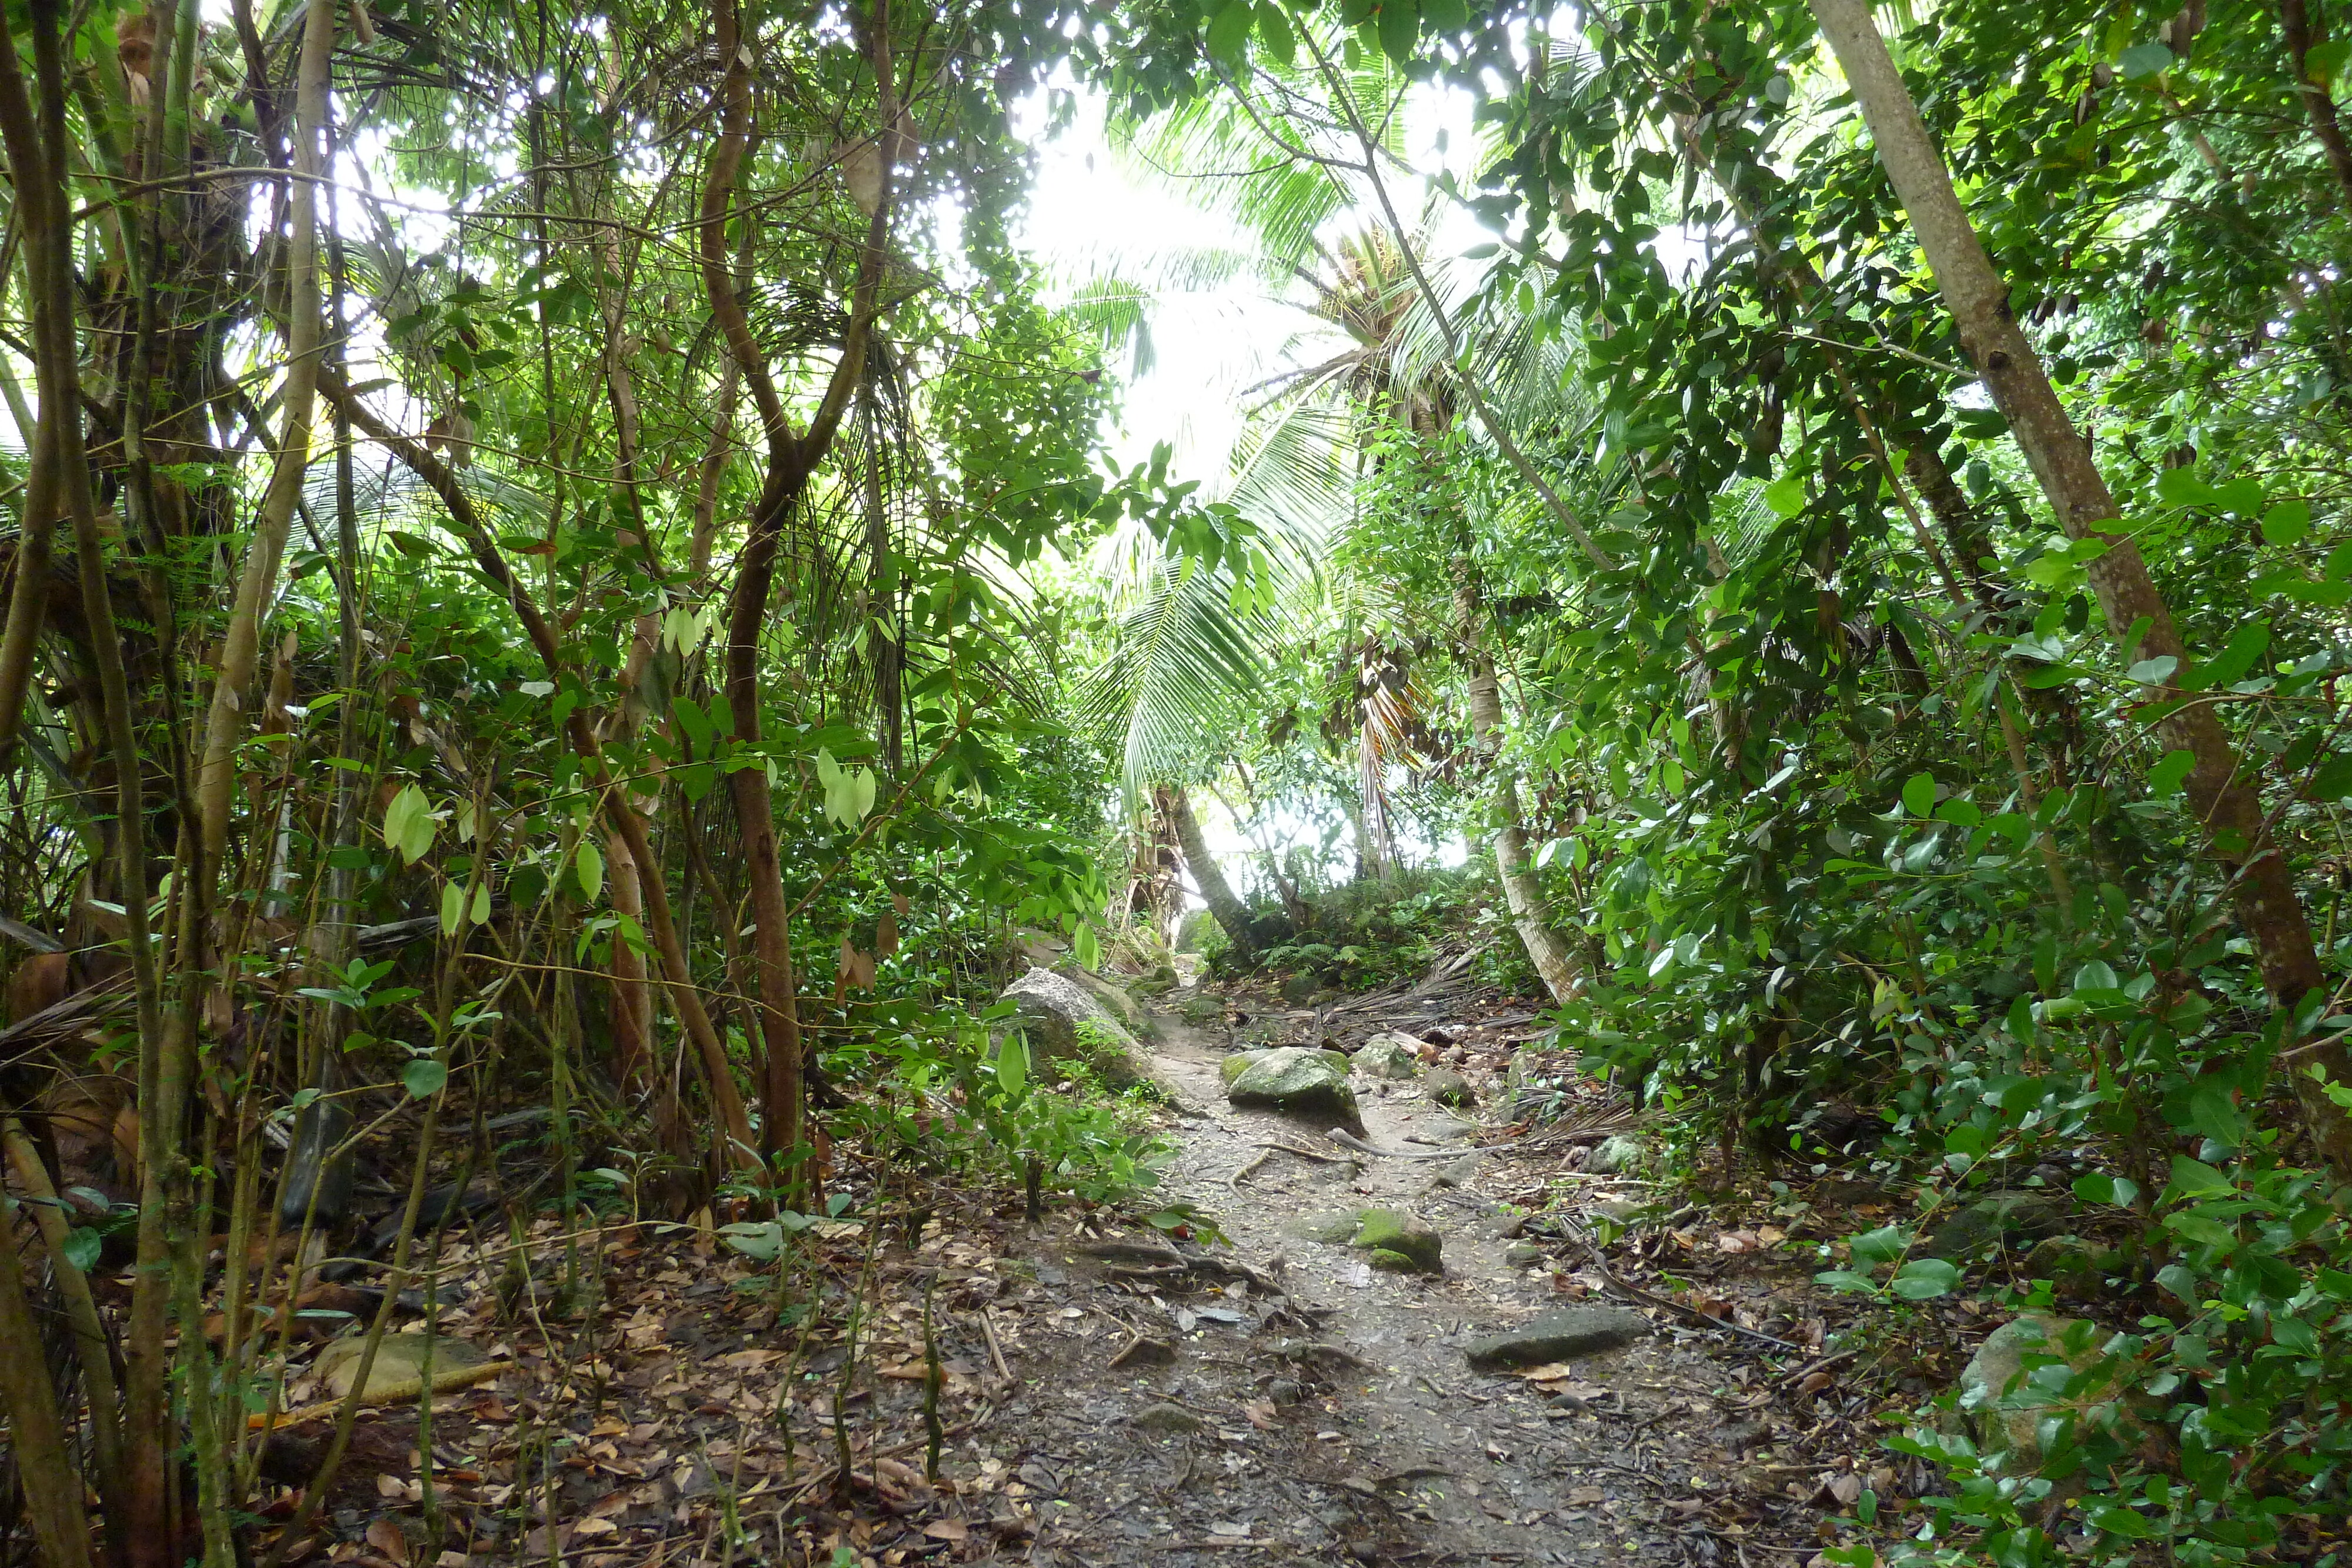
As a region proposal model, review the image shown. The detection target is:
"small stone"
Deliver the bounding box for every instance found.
[1350,1209,1443,1274]
[1131,1401,1212,1437]
[1268,1378,1304,1407]
[1424,1068,1476,1108]
[1504,1242,1545,1267]
[1425,1154,1483,1189]
[1463,1306,1648,1372]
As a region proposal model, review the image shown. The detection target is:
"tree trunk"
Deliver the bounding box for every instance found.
[1810,0,2348,1169]
[1162,785,1262,963]
[1454,563,1578,1005]
[2281,0,2352,205]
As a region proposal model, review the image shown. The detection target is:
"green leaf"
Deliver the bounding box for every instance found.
[1891,1258,1960,1299]
[382,784,436,865]
[2147,748,2195,798]
[1206,0,1254,62]
[402,1057,449,1099]
[996,1032,1028,1099]
[469,881,492,927]
[576,838,604,902]
[1074,923,1101,973]
[2119,41,2174,79]
[1254,1,1297,62]
[2163,1155,2235,1202]
[2262,500,2311,546]
[2072,1172,2139,1209]
[1813,1269,1880,1295]
[2184,620,2269,690]
[1901,773,1936,818]
[1849,1225,1909,1269]
[2124,656,2178,684]
[62,1226,101,1273]
[439,881,465,938]
[1376,0,1419,62]
[1762,474,1807,517]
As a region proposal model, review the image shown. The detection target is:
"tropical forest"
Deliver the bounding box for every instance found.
[2,0,2349,1564]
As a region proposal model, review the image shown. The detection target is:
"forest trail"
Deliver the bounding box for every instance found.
[985,991,1722,1566]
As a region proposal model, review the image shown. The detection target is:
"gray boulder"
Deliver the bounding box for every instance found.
[1352,1034,1423,1081]
[1464,1306,1648,1371]
[1584,1134,1651,1175]
[1003,968,1148,1091]
[1957,1314,2160,1482]
[1226,1047,1363,1132]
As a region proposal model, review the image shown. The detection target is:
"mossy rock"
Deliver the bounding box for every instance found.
[1352,1036,1422,1081]
[1220,1049,1271,1087]
[1350,1208,1442,1274]
[1225,1047,1362,1132]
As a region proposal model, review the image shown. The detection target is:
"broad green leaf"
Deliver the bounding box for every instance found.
[1849,1225,1909,1269]
[2124,656,2178,684]
[1901,773,1936,817]
[402,1057,449,1099]
[439,881,465,937]
[1762,475,1806,517]
[62,1226,101,1273]
[1205,0,1254,60]
[2147,748,2195,798]
[2119,41,2174,79]
[383,784,436,865]
[2261,500,2311,546]
[996,1032,1028,1099]
[469,881,492,926]
[577,839,604,902]
[1074,922,1101,972]
[1891,1258,1960,1299]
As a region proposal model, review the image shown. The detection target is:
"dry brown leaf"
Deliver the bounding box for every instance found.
[1717,1231,1759,1254]
[1568,1486,1606,1506]
[1240,1400,1278,1430]
[364,1519,410,1566]
[923,1519,968,1543]
[572,1517,618,1537]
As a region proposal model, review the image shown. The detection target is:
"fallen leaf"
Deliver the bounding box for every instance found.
[1757,1225,1787,1245]
[572,1518,618,1538]
[1717,1231,1759,1254]
[1568,1486,1606,1506]
[364,1519,409,1566]
[923,1519,968,1543]
[1240,1400,1277,1430]
[1826,1473,1863,1506]
[1799,1370,1836,1395]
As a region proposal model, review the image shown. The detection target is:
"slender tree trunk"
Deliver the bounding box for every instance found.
[192,0,330,881]
[0,1216,94,1568]
[1454,561,1578,1004]
[700,0,894,1186]
[1811,0,2348,1168]
[2282,0,2352,204]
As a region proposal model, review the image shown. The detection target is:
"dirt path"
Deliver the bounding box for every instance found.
[982,997,1736,1567]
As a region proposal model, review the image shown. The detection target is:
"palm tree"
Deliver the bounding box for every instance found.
[1076,34,1608,995]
